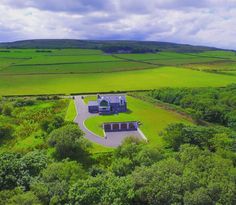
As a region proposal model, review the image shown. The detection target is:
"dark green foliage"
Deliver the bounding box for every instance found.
[69,173,134,205]
[0,151,48,191]
[0,104,3,114]
[0,188,22,205]
[36,50,52,53]
[109,137,163,176]
[150,84,236,129]
[6,191,41,205]
[14,99,35,107]
[2,105,12,116]
[0,188,41,205]
[101,45,158,53]
[48,124,91,161]
[0,39,220,52]
[132,145,236,205]
[162,123,236,152]
[0,124,14,141]
[41,115,64,133]
[36,95,60,101]
[31,160,87,205]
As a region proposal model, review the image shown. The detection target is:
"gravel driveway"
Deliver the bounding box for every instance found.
[74,96,145,147]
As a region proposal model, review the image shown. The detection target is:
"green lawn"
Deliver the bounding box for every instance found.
[83,95,97,104]
[65,99,77,121]
[84,96,192,148]
[1,67,236,96]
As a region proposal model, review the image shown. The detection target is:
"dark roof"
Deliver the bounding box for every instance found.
[88,101,98,106]
[99,95,126,103]
[103,121,138,125]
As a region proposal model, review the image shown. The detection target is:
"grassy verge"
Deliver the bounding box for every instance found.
[65,99,76,121]
[83,95,97,104]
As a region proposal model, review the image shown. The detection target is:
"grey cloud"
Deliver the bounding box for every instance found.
[2,0,115,13]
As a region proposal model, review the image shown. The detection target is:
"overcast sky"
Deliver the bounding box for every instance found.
[1,0,236,49]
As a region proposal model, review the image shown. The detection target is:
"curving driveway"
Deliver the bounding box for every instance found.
[74,96,145,147]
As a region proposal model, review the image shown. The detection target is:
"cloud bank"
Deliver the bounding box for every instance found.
[0,0,236,49]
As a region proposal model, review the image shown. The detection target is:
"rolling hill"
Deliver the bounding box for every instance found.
[0,39,228,53]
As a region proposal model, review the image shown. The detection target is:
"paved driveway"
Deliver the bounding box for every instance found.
[74,96,145,147]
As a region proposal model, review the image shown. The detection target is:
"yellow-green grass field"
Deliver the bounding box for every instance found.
[1,67,236,96]
[84,96,192,148]
[185,61,236,71]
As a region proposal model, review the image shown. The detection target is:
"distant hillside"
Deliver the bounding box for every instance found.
[0,39,225,53]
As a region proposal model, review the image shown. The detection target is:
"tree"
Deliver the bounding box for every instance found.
[133,158,184,205]
[0,124,14,141]
[109,137,163,176]
[109,157,133,176]
[7,191,41,205]
[162,123,235,152]
[31,160,87,205]
[41,116,64,133]
[0,151,48,191]
[69,173,134,205]
[2,105,12,116]
[48,124,90,161]
[0,104,3,114]
[132,145,236,205]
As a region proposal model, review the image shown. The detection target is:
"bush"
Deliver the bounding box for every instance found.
[14,99,35,107]
[162,123,235,152]
[48,124,90,161]
[0,151,49,191]
[31,160,87,205]
[40,116,64,133]
[0,124,14,141]
[0,105,3,115]
[3,106,12,116]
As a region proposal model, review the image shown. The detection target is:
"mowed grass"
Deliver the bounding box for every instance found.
[84,96,191,147]
[1,67,236,95]
[83,95,97,104]
[65,99,77,121]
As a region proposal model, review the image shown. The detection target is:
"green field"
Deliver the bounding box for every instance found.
[1,49,236,96]
[84,96,192,147]
[185,61,236,71]
[1,61,154,74]
[1,67,236,95]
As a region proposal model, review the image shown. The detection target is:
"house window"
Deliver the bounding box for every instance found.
[100,100,108,107]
